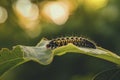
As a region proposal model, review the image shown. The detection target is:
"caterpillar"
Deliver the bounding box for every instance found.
[46,36,96,49]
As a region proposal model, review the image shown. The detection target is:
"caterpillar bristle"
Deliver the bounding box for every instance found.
[46,36,96,49]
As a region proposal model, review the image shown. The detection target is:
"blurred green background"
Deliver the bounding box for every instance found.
[0,0,120,80]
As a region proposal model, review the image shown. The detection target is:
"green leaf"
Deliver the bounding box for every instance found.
[53,43,120,65]
[0,38,53,79]
[93,68,120,80]
[0,46,26,78]
[1,38,120,79]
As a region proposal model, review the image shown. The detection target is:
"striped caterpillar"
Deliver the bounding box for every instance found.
[46,36,96,49]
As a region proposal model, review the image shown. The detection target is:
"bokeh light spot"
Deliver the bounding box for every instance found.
[13,0,41,38]
[0,6,8,24]
[84,0,108,11]
[14,0,39,20]
[41,1,70,25]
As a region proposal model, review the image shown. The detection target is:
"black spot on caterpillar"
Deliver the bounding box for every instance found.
[46,37,96,49]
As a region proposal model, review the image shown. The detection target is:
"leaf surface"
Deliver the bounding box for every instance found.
[1,38,120,79]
